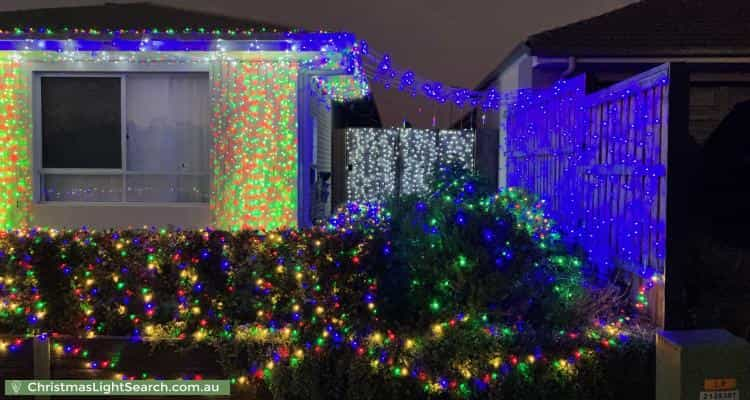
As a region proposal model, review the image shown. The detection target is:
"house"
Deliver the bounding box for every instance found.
[462,0,750,183]
[0,2,370,231]
[462,0,750,333]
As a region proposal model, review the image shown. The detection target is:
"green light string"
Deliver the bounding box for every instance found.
[210,58,298,230]
[0,55,31,228]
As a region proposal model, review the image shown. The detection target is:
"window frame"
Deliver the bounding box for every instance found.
[32,63,212,206]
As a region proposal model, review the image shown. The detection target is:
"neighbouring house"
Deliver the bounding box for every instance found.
[461,0,750,185]
[0,2,370,231]
[459,0,750,334]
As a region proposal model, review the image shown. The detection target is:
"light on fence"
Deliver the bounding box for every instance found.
[345,128,475,202]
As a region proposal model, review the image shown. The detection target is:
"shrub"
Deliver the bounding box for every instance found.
[0,166,652,398]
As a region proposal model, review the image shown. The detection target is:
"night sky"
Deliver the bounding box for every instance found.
[0,0,634,127]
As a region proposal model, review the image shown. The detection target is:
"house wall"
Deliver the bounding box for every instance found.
[32,203,210,229]
[311,96,333,221]
[26,61,213,230]
[0,54,312,231]
[496,54,532,188]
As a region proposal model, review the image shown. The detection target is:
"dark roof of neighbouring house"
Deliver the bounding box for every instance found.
[528,0,750,58]
[475,0,750,90]
[0,2,292,37]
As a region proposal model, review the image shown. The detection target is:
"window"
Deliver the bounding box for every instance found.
[38,73,210,203]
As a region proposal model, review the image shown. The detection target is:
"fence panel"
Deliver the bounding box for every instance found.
[345,128,474,202]
[507,66,669,278]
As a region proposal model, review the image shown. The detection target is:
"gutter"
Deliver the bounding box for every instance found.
[560,56,576,78]
[535,55,750,66]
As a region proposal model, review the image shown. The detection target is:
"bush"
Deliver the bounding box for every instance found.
[0,166,653,398]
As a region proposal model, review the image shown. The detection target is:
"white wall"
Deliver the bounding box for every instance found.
[311,96,333,220]
[32,204,210,229]
[497,54,532,188]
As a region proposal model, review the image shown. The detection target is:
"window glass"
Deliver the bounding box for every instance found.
[126,73,210,173]
[43,174,123,202]
[39,73,210,203]
[126,174,209,203]
[41,77,121,169]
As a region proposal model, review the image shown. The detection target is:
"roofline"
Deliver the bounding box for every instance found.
[473,42,529,91]
[476,44,750,91]
[530,47,750,58]
[0,2,294,32]
[117,2,292,32]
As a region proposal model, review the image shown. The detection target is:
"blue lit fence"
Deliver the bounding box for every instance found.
[506,66,669,279]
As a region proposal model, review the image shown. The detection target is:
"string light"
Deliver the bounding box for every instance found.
[506,74,668,286]
[0,55,31,229]
[210,59,299,230]
[312,75,368,103]
[0,26,653,397]
[0,30,365,229]
[345,128,475,202]
[0,181,640,396]
[345,128,398,203]
[400,129,474,196]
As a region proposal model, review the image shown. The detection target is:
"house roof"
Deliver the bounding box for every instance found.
[0,2,293,38]
[528,0,750,58]
[474,0,750,90]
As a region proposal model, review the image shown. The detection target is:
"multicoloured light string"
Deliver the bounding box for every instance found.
[0,27,525,111]
[0,55,31,229]
[0,172,644,395]
[0,44,362,229]
[311,75,369,103]
[210,59,299,230]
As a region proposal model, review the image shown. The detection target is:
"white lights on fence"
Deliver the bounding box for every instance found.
[345,128,475,203]
[345,128,398,203]
[399,129,439,196]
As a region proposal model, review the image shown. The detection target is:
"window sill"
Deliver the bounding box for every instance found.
[35,202,209,208]
[31,203,211,229]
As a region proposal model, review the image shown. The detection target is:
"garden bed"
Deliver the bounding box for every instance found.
[0,168,655,399]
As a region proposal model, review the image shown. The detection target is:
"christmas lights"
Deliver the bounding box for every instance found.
[0,170,642,396]
[399,129,439,196]
[0,30,364,229]
[361,46,519,111]
[506,73,668,283]
[345,128,475,201]
[312,75,368,103]
[345,128,399,203]
[0,55,31,229]
[210,59,299,230]
[0,25,655,398]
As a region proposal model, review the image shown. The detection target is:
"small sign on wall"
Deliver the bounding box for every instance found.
[701,379,739,400]
[699,390,739,400]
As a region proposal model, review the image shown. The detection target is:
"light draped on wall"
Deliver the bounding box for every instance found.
[210,59,299,230]
[0,54,302,230]
[0,56,31,228]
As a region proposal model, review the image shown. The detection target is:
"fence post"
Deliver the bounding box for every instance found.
[664,62,692,330]
[33,336,50,400]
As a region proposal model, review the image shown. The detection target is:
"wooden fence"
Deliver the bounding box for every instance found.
[506,65,671,321]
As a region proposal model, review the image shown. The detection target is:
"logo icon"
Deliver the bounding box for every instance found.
[10,381,21,394]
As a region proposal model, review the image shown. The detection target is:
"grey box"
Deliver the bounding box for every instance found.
[657,329,750,400]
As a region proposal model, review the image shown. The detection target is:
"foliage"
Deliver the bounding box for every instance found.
[0,166,652,398]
